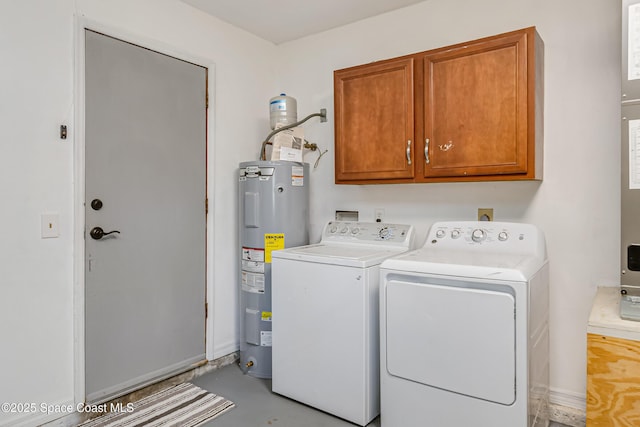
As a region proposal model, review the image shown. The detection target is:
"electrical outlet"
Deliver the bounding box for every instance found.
[374,208,385,223]
[477,208,494,221]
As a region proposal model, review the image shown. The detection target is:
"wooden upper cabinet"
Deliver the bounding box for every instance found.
[423,27,543,180]
[334,58,415,183]
[333,27,543,184]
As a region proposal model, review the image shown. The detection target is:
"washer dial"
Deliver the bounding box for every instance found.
[471,228,486,242]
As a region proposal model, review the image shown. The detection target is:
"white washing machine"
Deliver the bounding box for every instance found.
[380,221,549,427]
[271,221,415,426]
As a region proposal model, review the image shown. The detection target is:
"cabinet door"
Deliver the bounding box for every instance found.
[587,333,640,426]
[334,58,415,183]
[423,30,534,179]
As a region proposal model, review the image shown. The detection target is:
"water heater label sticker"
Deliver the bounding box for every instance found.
[261,311,272,322]
[241,271,265,294]
[291,165,304,186]
[630,119,640,189]
[264,234,285,263]
[242,247,265,262]
[242,260,264,273]
[260,331,272,347]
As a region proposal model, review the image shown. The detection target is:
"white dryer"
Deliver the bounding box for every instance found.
[271,221,414,426]
[380,221,549,427]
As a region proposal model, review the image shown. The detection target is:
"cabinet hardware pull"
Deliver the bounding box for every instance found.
[425,139,430,164]
[406,140,412,165]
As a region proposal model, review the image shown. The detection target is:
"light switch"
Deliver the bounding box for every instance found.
[41,214,60,238]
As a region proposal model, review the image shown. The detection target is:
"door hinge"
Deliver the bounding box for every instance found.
[205,198,208,215]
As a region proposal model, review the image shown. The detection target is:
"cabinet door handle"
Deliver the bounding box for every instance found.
[406,140,412,165]
[425,138,430,164]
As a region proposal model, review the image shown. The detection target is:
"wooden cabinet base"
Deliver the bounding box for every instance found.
[587,333,640,426]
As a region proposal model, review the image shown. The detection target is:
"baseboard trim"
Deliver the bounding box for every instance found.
[212,340,239,361]
[3,397,75,427]
[548,387,586,427]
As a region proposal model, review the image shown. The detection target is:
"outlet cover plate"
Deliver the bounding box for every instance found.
[41,213,60,238]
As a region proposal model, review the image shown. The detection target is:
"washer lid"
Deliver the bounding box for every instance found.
[272,243,407,268]
[381,247,546,281]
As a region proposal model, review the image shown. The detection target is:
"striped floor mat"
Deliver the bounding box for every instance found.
[78,383,234,427]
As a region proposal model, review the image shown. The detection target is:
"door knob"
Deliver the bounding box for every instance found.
[90,226,120,240]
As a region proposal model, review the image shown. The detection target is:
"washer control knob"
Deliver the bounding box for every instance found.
[471,228,486,242]
[329,225,338,233]
[451,230,461,239]
[351,227,359,235]
[435,229,446,238]
[340,226,349,234]
[498,231,509,241]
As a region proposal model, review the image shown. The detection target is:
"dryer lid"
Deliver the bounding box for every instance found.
[385,279,516,405]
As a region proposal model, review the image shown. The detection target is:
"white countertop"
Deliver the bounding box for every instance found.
[588,287,640,341]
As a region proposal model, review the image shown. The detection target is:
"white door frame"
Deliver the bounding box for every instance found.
[73,16,216,405]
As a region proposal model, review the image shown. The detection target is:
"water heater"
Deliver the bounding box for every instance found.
[238,160,310,377]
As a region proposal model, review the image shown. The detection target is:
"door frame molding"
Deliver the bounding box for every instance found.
[73,16,216,405]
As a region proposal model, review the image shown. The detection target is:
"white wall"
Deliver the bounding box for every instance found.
[0,3,76,425]
[277,0,621,410]
[0,1,275,425]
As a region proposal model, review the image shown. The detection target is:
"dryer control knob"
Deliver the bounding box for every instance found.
[471,228,486,242]
[351,227,360,235]
[435,229,446,238]
[498,231,509,241]
[451,230,461,239]
[340,226,349,234]
[330,225,338,233]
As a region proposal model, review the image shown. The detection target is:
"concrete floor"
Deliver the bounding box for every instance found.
[192,363,570,427]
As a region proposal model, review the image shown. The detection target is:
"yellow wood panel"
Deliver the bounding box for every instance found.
[587,333,640,426]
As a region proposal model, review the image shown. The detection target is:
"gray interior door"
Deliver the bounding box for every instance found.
[84,30,207,403]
